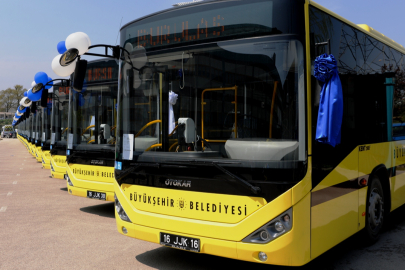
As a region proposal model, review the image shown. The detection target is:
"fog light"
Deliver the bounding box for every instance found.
[122,227,128,234]
[69,189,72,194]
[259,230,269,241]
[274,221,284,232]
[258,252,267,262]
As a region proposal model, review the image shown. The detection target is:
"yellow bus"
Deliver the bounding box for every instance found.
[33,103,43,163]
[29,109,37,157]
[41,94,53,169]
[65,59,118,202]
[113,0,405,265]
[50,84,69,179]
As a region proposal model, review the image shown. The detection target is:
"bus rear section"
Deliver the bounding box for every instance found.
[114,0,310,265]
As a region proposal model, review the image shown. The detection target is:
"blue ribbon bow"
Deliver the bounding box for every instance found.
[314,54,343,147]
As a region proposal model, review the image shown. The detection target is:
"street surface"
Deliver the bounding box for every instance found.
[1,138,405,269]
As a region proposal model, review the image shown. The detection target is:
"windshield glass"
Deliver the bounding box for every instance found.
[67,59,119,151]
[35,107,42,142]
[30,111,37,142]
[42,95,52,144]
[116,0,305,167]
[51,84,69,145]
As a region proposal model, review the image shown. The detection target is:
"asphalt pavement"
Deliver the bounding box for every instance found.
[1,138,405,269]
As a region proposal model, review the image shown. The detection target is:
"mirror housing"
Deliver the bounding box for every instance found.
[72,59,88,92]
[60,48,79,66]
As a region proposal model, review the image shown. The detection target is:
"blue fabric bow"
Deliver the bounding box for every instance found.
[314,54,343,147]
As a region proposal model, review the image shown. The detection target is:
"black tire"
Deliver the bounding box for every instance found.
[363,176,385,244]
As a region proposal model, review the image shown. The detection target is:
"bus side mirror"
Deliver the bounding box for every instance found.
[73,59,88,92]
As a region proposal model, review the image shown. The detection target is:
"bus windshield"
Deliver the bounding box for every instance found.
[35,108,42,142]
[116,0,306,167]
[51,84,69,145]
[67,59,118,152]
[42,97,52,144]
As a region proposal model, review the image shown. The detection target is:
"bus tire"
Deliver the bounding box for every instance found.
[363,176,385,244]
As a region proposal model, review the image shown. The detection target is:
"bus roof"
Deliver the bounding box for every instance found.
[121,0,222,31]
[121,0,405,55]
[310,0,405,54]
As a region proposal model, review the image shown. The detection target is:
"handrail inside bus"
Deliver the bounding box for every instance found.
[201,86,237,147]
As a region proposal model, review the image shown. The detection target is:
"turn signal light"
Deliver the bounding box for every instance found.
[360,178,367,187]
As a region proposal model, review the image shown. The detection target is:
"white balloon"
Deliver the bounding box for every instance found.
[52,54,76,77]
[20,97,32,107]
[65,32,91,55]
[31,81,36,88]
[124,42,133,54]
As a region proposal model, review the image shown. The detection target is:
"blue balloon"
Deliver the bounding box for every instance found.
[27,88,42,102]
[15,113,21,118]
[45,76,53,90]
[57,41,67,54]
[34,72,48,85]
[23,91,28,97]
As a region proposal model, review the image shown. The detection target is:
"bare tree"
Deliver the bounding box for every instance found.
[0,85,27,112]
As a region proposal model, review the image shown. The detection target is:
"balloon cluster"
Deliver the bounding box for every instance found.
[11,71,53,126]
[12,32,92,126]
[27,72,53,102]
[52,32,91,77]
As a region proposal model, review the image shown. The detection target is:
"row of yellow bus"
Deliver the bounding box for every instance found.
[12,0,405,266]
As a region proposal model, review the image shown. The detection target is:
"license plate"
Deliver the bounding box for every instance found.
[87,191,106,200]
[160,232,200,252]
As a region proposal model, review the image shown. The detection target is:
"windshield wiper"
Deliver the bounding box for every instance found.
[162,160,261,195]
[211,162,261,195]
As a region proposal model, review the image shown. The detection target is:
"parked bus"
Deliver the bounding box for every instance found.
[41,92,53,169]
[112,0,405,265]
[50,83,69,179]
[65,59,118,201]
[33,103,43,162]
[28,108,37,157]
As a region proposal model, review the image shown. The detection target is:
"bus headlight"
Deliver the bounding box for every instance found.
[65,174,74,186]
[242,208,292,244]
[114,194,132,223]
[50,163,55,172]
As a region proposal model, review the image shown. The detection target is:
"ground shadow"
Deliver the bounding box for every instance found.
[60,187,68,191]
[135,204,405,270]
[80,202,115,218]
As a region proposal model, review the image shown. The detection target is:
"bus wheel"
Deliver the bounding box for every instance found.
[363,176,385,244]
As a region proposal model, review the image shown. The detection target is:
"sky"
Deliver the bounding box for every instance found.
[0,0,404,91]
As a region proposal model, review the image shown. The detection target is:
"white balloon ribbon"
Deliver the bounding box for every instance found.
[168,91,178,134]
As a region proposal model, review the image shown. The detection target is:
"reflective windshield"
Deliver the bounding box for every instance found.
[68,83,118,150]
[51,84,69,145]
[116,0,306,167]
[42,96,52,144]
[35,107,42,142]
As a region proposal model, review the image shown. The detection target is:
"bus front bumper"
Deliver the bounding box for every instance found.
[50,155,66,179]
[65,164,115,202]
[67,185,115,202]
[42,150,51,170]
[114,191,311,266]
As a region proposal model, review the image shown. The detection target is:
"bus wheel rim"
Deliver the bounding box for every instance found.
[369,187,384,229]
